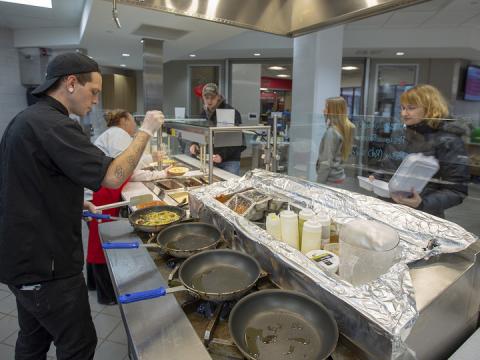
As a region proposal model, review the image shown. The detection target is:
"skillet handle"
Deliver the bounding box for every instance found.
[102,242,140,249]
[119,287,167,303]
[83,211,111,220]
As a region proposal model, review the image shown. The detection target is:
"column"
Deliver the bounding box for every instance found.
[288,26,344,181]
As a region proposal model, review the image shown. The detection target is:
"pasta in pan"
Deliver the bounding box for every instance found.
[135,211,180,226]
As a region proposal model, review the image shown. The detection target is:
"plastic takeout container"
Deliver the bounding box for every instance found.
[388,153,439,195]
[372,180,390,198]
[357,176,373,191]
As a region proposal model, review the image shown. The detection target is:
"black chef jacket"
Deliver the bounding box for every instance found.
[0,96,113,286]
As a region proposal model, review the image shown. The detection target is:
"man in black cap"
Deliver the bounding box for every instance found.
[0,52,164,359]
[189,83,245,175]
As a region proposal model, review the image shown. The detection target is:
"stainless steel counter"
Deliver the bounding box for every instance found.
[98,221,212,360]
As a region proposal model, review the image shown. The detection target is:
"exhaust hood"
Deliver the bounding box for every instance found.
[111,0,430,37]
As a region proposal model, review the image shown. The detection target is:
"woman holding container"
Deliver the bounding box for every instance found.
[370,84,469,218]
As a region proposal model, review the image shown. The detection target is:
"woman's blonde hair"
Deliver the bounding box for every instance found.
[104,109,130,127]
[400,84,449,128]
[325,97,356,161]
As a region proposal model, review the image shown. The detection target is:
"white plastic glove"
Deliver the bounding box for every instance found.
[138,110,165,137]
[130,169,167,182]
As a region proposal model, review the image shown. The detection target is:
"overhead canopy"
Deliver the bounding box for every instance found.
[112,0,430,37]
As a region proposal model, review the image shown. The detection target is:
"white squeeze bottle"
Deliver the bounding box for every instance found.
[266,213,282,241]
[298,209,315,250]
[315,213,331,248]
[301,219,323,254]
[280,210,299,250]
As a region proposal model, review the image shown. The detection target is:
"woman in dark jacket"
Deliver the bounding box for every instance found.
[371,84,469,218]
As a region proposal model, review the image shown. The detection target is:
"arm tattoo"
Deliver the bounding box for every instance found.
[115,165,125,180]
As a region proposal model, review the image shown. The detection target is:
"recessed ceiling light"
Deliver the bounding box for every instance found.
[260,87,268,91]
[342,66,359,71]
[0,0,52,8]
[189,54,196,57]
[120,64,126,67]
[396,52,405,56]
[268,66,286,71]
[122,53,130,57]
[277,74,289,78]
[253,53,261,56]
[140,39,144,43]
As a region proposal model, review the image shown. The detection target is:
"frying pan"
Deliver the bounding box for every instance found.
[229,290,338,360]
[103,221,221,258]
[118,249,261,304]
[84,205,186,232]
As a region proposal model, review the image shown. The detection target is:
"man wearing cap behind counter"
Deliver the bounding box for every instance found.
[0,52,164,359]
[189,83,245,175]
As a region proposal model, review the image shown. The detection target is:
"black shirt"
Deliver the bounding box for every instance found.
[0,96,113,285]
[200,100,245,162]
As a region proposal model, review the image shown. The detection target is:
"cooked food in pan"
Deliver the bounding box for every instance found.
[167,166,189,176]
[134,211,180,226]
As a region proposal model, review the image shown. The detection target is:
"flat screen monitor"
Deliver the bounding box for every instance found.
[464,65,480,101]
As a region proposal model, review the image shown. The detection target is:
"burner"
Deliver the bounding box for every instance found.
[197,301,219,318]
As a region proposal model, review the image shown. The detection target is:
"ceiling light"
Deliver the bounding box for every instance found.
[277,74,289,78]
[260,88,268,91]
[87,56,94,59]
[396,52,405,56]
[0,0,52,8]
[253,53,261,56]
[268,66,286,71]
[120,64,126,67]
[140,39,144,43]
[342,66,358,71]
[189,54,196,57]
[122,53,130,57]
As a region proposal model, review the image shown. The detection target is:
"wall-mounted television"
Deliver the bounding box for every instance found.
[464,65,480,101]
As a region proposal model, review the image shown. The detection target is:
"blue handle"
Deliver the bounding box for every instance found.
[102,242,140,249]
[83,211,111,220]
[119,287,167,304]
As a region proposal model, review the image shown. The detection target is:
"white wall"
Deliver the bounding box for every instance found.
[0,28,27,137]
[231,63,261,125]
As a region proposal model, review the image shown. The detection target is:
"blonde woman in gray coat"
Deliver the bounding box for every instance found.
[317,97,355,184]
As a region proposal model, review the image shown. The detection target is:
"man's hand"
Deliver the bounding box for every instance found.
[83,201,98,222]
[391,188,422,209]
[212,154,222,164]
[139,110,165,137]
[189,144,199,155]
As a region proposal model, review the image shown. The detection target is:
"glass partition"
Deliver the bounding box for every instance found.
[286,111,480,235]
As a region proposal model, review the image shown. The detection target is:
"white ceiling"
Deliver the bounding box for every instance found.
[0,0,85,29]
[0,0,479,69]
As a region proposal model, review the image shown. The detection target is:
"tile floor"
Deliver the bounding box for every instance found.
[0,223,129,360]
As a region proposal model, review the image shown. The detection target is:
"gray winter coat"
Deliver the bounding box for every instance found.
[316,126,346,183]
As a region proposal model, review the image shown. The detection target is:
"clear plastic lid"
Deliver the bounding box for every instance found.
[388,153,439,195]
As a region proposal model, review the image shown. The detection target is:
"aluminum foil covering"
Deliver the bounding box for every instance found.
[188,169,477,360]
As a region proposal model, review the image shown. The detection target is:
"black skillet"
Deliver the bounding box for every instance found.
[118,249,261,304]
[229,289,338,360]
[103,221,221,258]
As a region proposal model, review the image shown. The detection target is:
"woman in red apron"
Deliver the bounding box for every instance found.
[86,181,128,304]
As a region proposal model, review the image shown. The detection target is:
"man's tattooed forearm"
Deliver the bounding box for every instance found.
[115,165,125,180]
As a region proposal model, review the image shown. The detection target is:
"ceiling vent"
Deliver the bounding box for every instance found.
[132,24,189,40]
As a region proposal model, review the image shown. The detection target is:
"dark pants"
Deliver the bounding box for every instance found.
[8,273,97,360]
[86,263,117,305]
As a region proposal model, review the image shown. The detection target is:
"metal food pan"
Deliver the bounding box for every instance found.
[156,179,184,191]
[175,177,203,188]
[226,195,253,216]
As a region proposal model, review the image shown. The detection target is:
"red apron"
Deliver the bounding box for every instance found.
[86,180,129,264]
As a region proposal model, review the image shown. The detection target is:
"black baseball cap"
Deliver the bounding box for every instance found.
[32,52,100,95]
